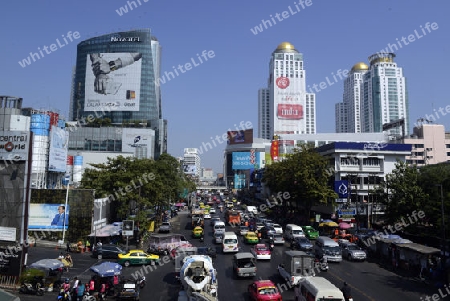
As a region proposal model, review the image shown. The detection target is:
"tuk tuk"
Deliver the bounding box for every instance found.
[21,267,63,291]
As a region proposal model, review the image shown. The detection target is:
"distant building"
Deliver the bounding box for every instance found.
[183,148,200,177]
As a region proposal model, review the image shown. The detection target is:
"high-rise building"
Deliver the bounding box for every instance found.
[70,29,167,158]
[362,53,409,137]
[335,53,409,138]
[258,88,270,139]
[258,42,316,139]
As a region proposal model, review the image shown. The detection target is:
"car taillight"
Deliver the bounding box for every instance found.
[291,276,295,284]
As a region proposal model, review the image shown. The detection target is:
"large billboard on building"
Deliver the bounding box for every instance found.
[272,70,305,134]
[28,204,70,231]
[227,129,253,145]
[232,152,260,170]
[48,126,69,172]
[121,128,154,158]
[84,52,142,112]
[183,164,197,175]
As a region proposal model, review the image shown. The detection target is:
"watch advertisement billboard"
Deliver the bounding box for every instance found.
[28,204,70,231]
[84,52,142,112]
[272,73,306,135]
[183,164,197,175]
[48,126,69,172]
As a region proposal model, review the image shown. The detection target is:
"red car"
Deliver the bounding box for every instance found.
[250,244,272,260]
[248,280,282,301]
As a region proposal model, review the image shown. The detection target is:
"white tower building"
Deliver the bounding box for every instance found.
[258,42,316,139]
[183,148,201,177]
[362,53,409,137]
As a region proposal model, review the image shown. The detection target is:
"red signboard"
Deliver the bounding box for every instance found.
[277,104,303,120]
[270,140,279,161]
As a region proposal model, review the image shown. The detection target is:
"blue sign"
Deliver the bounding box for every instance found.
[334,180,350,198]
[232,152,260,170]
[29,204,70,231]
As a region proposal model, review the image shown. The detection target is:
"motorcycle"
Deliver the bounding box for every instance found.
[269,240,275,251]
[19,278,45,296]
[56,289,70,300]
[138,276,146,288]
[314,256,329,272]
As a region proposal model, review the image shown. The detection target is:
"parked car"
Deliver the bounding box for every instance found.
[244,232,260,244]
[213,232,224,244]
[338,240,367,261]
[290,237,313,251]
[248,280,282,301]
[197,246,217,259]
[302,226,319,240]
[92,244,126,260]
[250,244,272,260]
[118,250,160,267]
[267,233,285,245]
[259,226,277,239]
[272,224,283,234]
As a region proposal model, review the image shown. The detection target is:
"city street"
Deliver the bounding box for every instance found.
[13,209,441,301]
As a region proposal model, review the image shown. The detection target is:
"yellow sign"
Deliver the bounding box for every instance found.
[148,221,155,232]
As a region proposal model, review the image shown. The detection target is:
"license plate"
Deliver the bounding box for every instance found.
[228,246,233,248]
[243,273,248,276]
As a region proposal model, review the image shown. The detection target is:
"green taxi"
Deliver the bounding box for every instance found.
[302,226,319,239]
[244,232,259,244]
[117,249,160,267]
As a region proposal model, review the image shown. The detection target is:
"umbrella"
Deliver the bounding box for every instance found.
[90,261,122,277]
[319,221,339,227]
[29,259,64,270]
[339,222,351,230]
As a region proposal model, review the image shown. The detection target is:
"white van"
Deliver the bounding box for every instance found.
[246,206,258,215]
[295,276,345,301]
[314,236,342,263]
[285,224,305,241]
[222,232,239,253]
[213,221,226,235]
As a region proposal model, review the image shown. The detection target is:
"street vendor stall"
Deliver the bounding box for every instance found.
[26,259,65,291]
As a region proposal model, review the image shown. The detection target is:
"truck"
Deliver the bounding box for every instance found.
[233,252,257,278]
[277,250,316,287]
[225,210,241,226]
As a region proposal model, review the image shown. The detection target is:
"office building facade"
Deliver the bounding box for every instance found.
[70,29,166,158]
[258,88,270,139]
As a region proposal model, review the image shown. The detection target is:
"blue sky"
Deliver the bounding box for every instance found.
[1,0,449,175]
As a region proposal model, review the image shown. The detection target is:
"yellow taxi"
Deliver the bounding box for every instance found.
[117,249,160,267]
[244,232,260,244]
[192,226,204,238]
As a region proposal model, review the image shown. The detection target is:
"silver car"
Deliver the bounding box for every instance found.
[239,226,249,236]
[214,232,224,244]
[340,241,367,261]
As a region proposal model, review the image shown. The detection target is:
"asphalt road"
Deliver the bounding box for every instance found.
[13,208,443,301]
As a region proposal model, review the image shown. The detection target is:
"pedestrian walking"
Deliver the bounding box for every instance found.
[66,241,70,252]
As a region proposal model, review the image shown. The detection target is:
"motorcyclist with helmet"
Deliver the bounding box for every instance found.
[340,282,352,301]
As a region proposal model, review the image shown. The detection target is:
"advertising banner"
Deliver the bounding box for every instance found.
[334,180,350,198]
[227,129,253,145]
[28,204,70,231]
[273,71,306,135]
[84,52,142,112]
[48,126,69,172]
[0,131,30,161]
[121,128,153,158]
[183,164,197,175]
[232,152,260,170]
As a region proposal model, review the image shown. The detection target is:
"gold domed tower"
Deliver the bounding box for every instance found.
[274,42,299,53]
[350,62,369,73]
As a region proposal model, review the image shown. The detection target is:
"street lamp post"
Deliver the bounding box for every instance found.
[436,184,446,267]
[62,177,70,246]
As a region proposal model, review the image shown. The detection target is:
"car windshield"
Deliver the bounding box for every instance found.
[257,247,268,251]
[258,287,277,295]
[324,246,341,253]
[224,239,237,244]
[292,230,303,235]
[240,226,249,230]
[347,245,360,251]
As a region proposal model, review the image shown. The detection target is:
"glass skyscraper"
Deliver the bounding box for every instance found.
[69,29,166,158]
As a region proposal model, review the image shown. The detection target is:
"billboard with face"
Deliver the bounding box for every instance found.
[28,204,70,231]
[227,129,254,145]
[84,52,142,112]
